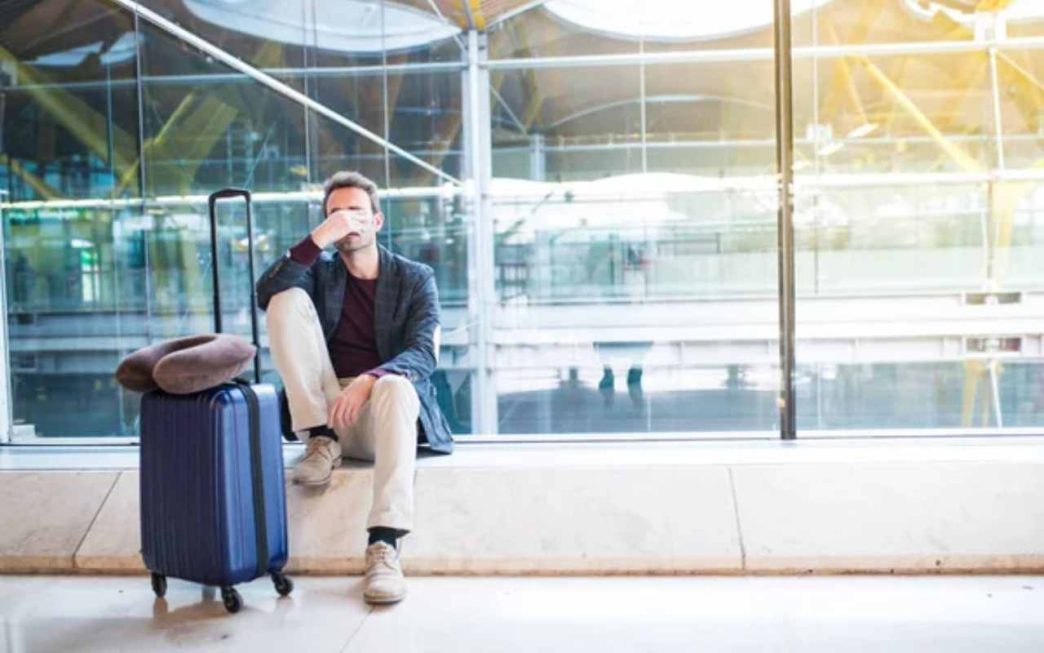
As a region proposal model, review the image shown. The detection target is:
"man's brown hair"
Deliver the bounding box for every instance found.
[322,171,380,215]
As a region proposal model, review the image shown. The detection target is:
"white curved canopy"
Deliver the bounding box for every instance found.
[184,0,460,53]
[544,0,834,41]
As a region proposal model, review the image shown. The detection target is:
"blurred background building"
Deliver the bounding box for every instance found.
[0,0,1041,440]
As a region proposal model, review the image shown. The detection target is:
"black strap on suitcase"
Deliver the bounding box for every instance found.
[207,188,269,577]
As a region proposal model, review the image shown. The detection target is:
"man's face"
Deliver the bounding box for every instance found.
[325,186,383,254]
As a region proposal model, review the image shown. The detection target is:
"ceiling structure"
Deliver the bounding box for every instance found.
[0,0,1040,188]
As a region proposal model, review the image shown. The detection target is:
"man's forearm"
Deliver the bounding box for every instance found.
[255,235,318,310]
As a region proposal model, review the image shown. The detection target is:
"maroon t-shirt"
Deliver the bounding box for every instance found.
[289,236,388,379]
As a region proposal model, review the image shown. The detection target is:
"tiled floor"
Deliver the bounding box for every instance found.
[1,575,1043,651]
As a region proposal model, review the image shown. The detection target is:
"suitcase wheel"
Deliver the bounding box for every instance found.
[150,572,167,598]
[221,586,243,614]
[271,571,294,597]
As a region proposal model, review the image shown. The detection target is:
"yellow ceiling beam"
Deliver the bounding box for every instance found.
[994,50,1044,133]
[857,55,982,173]
[115,41,284,195]
[0,44,137,177]
[7,158,62,200]
[113,90,200,196]
[467,0,487,30]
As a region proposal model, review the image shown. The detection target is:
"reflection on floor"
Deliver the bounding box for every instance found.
[1,574,1042,652]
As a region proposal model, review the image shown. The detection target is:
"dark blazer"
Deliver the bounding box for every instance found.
[256,243,453,454]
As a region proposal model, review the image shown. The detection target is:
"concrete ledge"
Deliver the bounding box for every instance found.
[75,472,143,572]
[0,472,118,573]
[404,465,740,574]
[733,462,1044,573]
[0,439,1043,575]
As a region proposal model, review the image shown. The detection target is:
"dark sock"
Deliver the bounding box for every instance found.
[368,527,408,549]
[308,425,338,441]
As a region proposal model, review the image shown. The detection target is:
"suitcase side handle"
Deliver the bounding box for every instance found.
[208,188,261,384]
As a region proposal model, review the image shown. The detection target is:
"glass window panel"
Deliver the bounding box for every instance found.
[0,0,142,201]
[642,61,777,176]
[380,193,472,432]
[791,0,984,46]
[492,65,643,180]
[1,0,146,439]
[489,6,642,59]
[4,0,1040,442]
[3,204,142,437]
[307,71,389,184]
[794,1,1044,434]
[995,47,1044,169]
[490,0,802,59]
[489,54,780,436]
[138,17,310,196]
[381,195,468,304]
[378,0,464,63]
[140,0,463,66]
[1007,182,1044,290]
[792,52,997,175]
[989,0,1039,39]
[386,71,464,187]
[795,184,989,295]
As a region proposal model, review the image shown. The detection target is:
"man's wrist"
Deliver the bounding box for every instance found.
[289,233,323,264]
[309,227,330,250]
[361,369,396,386]
[350,372,379,385]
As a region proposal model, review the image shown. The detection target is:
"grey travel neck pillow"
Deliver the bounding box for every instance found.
[115,334,256,395]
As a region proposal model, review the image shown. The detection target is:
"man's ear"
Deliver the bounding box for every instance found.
[373,211,385,232]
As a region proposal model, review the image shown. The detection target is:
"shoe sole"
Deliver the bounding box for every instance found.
[364,592,406,605]
[293,457,342,487]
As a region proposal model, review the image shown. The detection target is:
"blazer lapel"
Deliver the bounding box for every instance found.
[326,256,347,340]
[374,245,397,360]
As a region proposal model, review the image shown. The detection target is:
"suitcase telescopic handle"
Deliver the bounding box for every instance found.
[208,188,261,384]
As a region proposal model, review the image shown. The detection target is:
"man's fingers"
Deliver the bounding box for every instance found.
[330,385,370,430]
[329,394,360,430]
[329,396,346,429]
[345,399,359,427]
[339,399,352,428]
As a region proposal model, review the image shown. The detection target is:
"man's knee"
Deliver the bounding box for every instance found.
[372,375,418,406]
[265,288,315,330]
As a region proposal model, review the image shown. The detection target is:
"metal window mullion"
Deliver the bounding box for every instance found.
[380,0,393,250]
[987,38,1007,428]
[0,48,12,440]
[131,3,153,353]
[988,47,1006,173]
[302,0,318,190]
[0,192,9,443]
[464,30,498,435]
[774,0,796,440]
[639,37,648,174]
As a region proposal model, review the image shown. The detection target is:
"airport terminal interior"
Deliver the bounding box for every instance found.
[0,0,1042,650]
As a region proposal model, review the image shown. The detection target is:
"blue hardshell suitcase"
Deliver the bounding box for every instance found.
[139,188,292,613]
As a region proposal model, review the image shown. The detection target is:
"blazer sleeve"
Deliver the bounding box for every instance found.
[255,252,317,311]
[377,268,440,383]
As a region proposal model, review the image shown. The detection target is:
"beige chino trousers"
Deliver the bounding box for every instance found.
[265,287,419,532]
